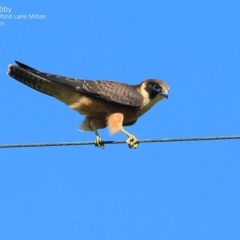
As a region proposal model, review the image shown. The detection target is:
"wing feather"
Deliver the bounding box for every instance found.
[8,61,144,107]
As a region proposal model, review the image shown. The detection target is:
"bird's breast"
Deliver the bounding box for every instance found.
[69,95,141,122]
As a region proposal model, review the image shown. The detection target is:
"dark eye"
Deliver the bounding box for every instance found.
[152,84,160,91]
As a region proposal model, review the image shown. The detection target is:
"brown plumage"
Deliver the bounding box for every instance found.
[7,61,169,149]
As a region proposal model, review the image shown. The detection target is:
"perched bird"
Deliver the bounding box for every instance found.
[7,61,169,149]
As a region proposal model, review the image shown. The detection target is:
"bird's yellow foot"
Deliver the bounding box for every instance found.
[94,136,104,149]
[126,135,139,149]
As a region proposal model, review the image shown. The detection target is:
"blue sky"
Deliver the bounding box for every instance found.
[1,1,240,239]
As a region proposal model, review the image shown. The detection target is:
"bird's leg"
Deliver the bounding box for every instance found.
[121,128,139,149]
[89,121,104,149]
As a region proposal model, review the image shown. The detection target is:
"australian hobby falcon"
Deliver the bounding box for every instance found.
[7,61,169,149]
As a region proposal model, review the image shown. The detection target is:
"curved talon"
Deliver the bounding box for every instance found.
[95,136,104,149]
[90,120,105,149]
[126,135,139,149]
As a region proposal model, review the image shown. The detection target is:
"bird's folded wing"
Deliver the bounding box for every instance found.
[8,61,144,107]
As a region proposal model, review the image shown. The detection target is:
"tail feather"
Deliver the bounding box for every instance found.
[7,63,54,97]
[7,61,82,106]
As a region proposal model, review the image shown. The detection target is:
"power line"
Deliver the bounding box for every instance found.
[0,135,240,149]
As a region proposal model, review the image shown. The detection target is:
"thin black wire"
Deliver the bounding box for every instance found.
[0,135,240,149]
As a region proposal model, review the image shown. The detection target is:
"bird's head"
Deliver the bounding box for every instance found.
[145,79,169,100]
[138,79,169,106]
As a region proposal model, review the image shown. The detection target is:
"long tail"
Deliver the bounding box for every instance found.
[7,61,81,105]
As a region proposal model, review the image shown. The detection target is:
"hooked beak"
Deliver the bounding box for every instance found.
[161,89,169,99]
